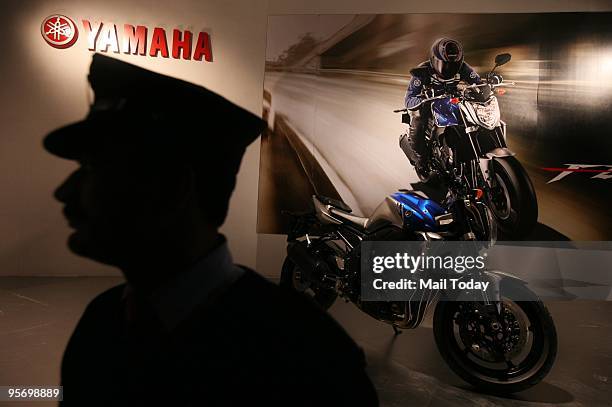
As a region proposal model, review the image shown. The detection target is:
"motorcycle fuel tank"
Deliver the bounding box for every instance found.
[431,97,461,127]
[391,191,447,231]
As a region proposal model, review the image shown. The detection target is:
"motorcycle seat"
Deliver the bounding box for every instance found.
[329,208,369,230]
[331,196,401,233]
[316,195,352,213]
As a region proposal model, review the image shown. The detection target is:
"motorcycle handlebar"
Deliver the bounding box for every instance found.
[405,94,449,111]
[418,94,449,104]
[492,81,515,87]
[395,80,514,112]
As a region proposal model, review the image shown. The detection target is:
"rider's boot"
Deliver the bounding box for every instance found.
[399,112,431,182]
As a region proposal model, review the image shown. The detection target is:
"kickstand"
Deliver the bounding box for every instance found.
[392,325,403,336]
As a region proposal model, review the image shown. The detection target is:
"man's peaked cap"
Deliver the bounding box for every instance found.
[44,54,266,160]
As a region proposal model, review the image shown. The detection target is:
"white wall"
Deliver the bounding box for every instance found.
[1,0,611,276]
[0,0,268,276]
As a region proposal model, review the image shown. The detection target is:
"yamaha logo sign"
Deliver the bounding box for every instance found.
[40,14,213,62]
[41,15,79,49]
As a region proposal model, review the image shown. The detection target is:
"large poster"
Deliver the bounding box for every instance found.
[258,13,612,241]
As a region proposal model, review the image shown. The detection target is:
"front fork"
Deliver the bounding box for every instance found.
[479,147,516,187]
[475,122,513,188]
[481,271,503,315]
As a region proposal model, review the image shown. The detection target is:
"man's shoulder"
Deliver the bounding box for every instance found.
[62,283,126,363]
[228,268,329,317]
[206,269,365,358]
[176,270,376,405]
[82,283,126,315]
[225,268,330,321]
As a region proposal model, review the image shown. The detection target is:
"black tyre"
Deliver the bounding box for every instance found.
[489,157,538,238]
[433,281,557,394]
[280,257,337,310]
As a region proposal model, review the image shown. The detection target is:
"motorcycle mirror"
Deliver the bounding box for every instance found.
[489,53,512,78]
[494,53,512,66]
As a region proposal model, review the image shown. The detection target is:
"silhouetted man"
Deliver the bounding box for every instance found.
[44,54,378,406]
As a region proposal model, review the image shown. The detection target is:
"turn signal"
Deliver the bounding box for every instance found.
[496,88,507,95]
[450,97,460,104]
[474,188,484,200]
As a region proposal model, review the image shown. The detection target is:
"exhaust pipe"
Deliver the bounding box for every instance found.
[287,242,331,281]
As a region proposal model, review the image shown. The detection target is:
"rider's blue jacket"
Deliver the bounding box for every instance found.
[404,61,483,110]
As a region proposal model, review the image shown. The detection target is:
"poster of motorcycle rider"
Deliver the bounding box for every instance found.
[258,13,612,241]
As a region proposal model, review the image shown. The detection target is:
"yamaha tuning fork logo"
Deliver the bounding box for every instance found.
[41,14,79,49]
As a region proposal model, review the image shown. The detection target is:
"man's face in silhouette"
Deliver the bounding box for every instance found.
[54,135,186,267]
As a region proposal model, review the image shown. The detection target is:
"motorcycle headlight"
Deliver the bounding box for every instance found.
[473,97,500,129]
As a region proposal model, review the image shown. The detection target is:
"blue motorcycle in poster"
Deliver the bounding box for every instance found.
[397,53,538,239]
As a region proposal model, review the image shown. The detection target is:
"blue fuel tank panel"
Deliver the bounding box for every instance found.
[391,191,447,230]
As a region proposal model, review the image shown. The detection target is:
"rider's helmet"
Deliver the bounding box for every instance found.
[430,38,464,80]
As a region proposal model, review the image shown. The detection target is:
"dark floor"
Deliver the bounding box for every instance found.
[0,277,610,406]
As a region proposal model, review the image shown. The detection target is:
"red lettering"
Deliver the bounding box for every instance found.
[82,20,103,51]
[123,24,147,55]
[97,23,120,53]
[172,29,192,60]
[149,27,169,58]
[193,32,213,62]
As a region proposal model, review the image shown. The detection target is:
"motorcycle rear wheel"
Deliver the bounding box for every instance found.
[280,257,337,310]
[433,282,557,394]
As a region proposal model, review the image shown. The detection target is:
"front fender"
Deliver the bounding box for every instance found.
[485,147,516,158]
[482,269,528,306]
[483,269,526,284]
[479,148,516,186]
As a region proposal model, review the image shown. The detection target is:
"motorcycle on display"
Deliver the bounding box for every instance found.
[280,52,556,393]
[281,189,557,393]
[397,53,538,238]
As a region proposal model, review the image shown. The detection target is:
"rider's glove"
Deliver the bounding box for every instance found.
[488,73,503,85]
[424,88,436,99]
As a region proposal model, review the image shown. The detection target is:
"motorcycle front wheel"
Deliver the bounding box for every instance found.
[433,281,557,394]
[280,257,337,310]
[488,156,538,238]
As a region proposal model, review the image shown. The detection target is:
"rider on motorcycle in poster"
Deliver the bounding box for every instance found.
[401,38,492,180]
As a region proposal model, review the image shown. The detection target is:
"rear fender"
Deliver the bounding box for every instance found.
[312,195,342,225]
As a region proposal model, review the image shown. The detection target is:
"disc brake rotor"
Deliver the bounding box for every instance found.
[458,300,528,364]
